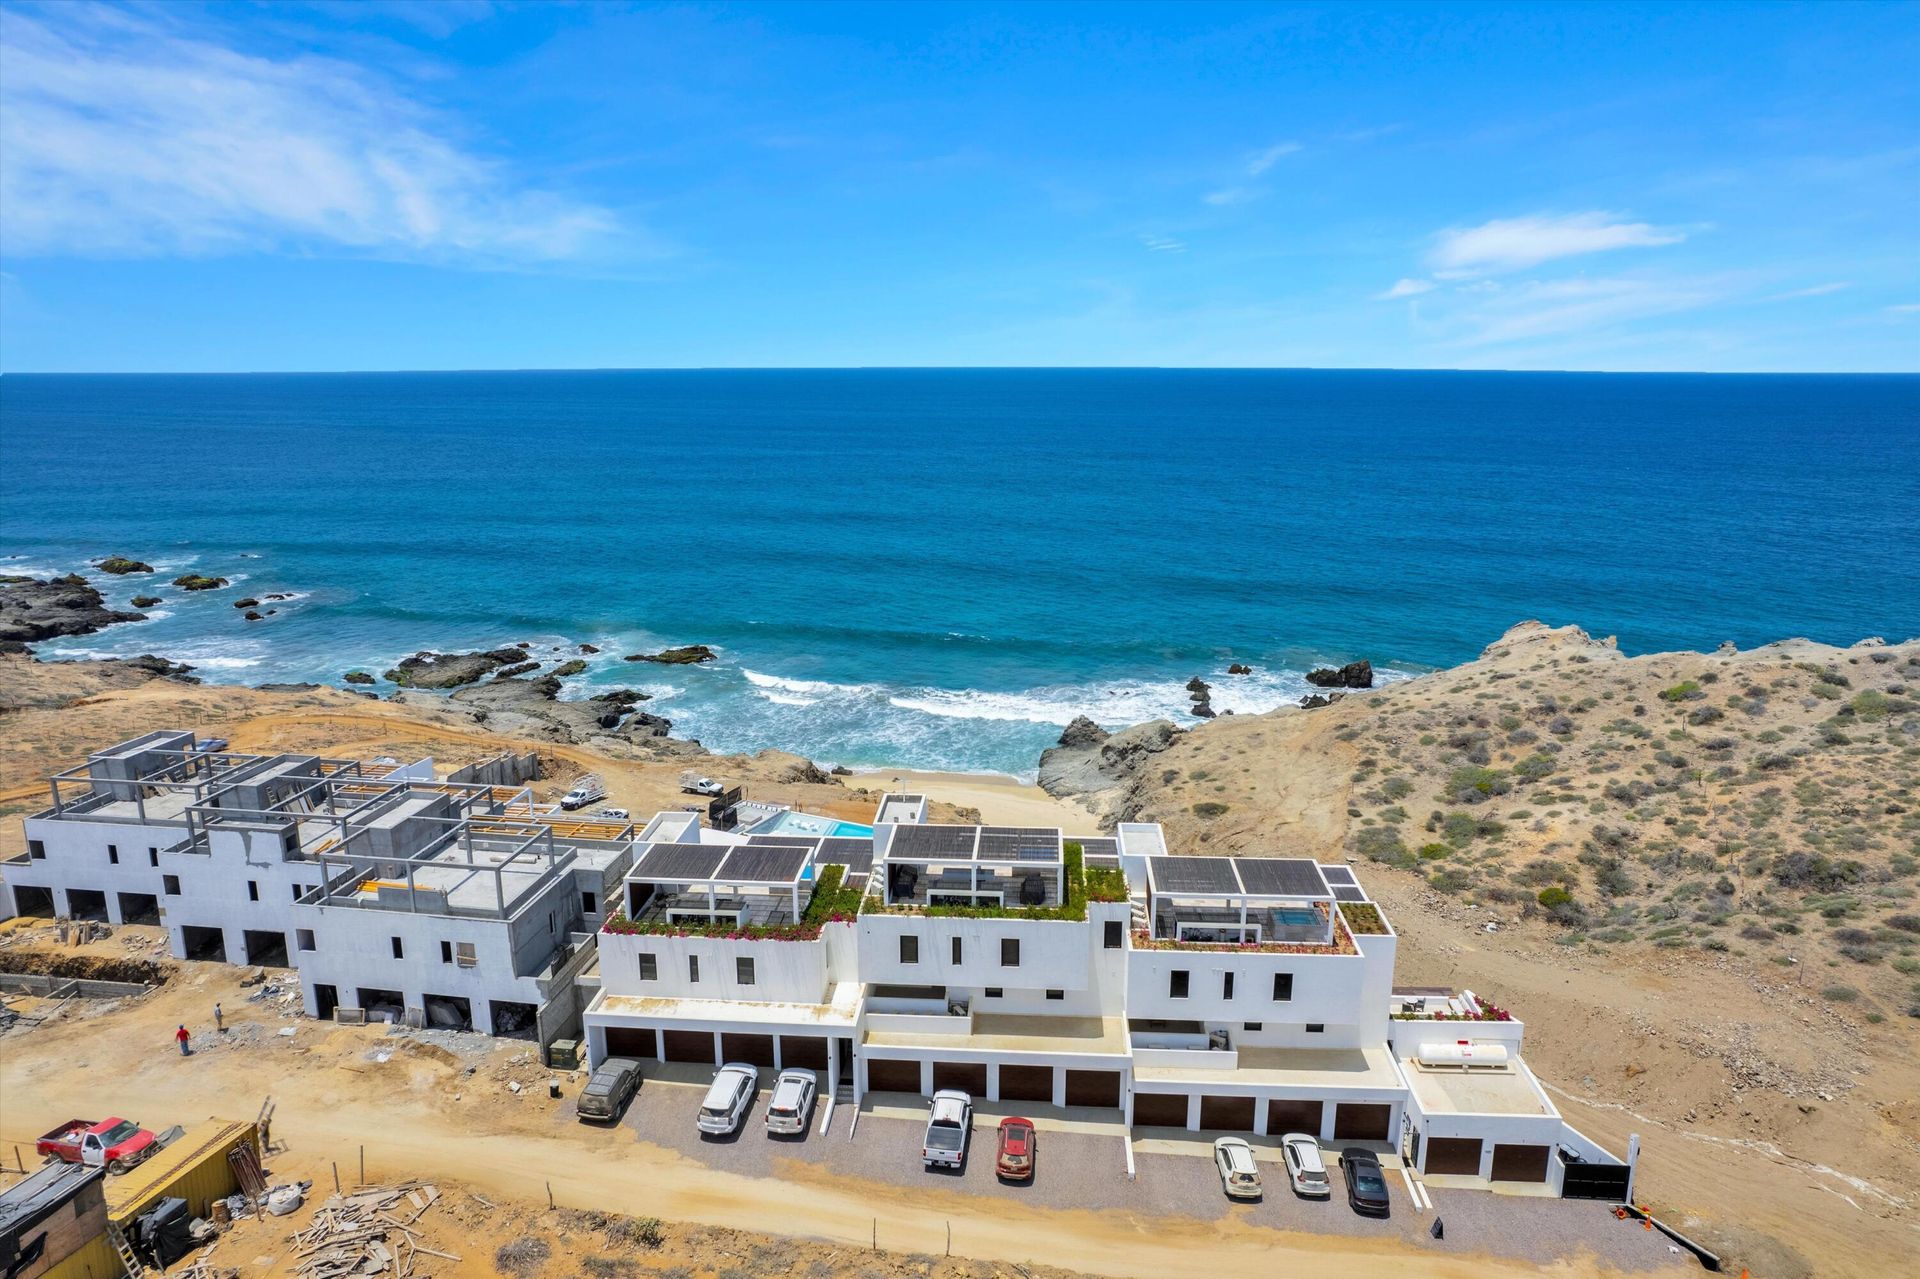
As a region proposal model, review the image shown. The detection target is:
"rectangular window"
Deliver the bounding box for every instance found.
[1272,972,1293,1002]
[247,880,259,902]
[1000,938,1020,967]
[1243,1022,1263,1032]
[147,847,159,866]
[390,936,404,959]
[440,940,453,963]
[1045,989,1064,1001]
[581,890,598,915]
[900,934,919,964]
[736,957,755,985]
[984,987,1003,999]
[297,929,316,952]
[1103,919,1123,949]
[637,953,657,981]
[455,942,476,968]
[1306,1023,1325,1034]
[283,832,298,854]
[1222,971,1235,1000]
[688,955,700,983]
[1169,970,1190,999]
[292,884,304,901]
[950,936,963,965]
[163,874,181,895]
[107,843,119,864]
[28,839,45,859]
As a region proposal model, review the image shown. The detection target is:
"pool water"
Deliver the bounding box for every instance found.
[748,809,875,839]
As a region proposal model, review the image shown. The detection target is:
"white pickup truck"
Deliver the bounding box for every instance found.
[921,1090,972,1169]
[679,771,723,796]
[560,774,606,810]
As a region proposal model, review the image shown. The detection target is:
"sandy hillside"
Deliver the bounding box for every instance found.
[1052,621,1920,1278]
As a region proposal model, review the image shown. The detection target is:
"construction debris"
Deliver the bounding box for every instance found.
[290,1182,454,1278]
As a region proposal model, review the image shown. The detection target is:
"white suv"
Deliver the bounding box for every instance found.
[696,1063,758,1135]
[1213,1136,1263,1200]
[1281,1132,1331,1197]
[765,1069,818,1136]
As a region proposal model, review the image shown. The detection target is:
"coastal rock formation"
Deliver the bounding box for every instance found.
[1037,717,1182,821]
[625,644,717,665]
[1299,691,1342,709]
[342,671,375,685]
[1227,663,1253,675]
[492,661,541,680]
[1305,659,1374,689]
[551,659,588,678]
[1186,675,1215,718]
[0,575,147,643]
[384,647,527,689]
[95,557,153,575]
[763,753,832,785]
[171,574,228,591]
[579,643,600,654]
[1057,715,1109,750]
[233,597,260,609]
[130,595,163,608]
[433,674,692,753]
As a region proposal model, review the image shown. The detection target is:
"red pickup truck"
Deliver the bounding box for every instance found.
[37,1118,158,1173]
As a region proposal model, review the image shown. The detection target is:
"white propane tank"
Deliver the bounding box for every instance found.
[1416,1041,1510,1067]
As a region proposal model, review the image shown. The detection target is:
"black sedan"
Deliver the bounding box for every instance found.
[1339,1148,1392,1216]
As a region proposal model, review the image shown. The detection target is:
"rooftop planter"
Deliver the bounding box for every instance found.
[1338,901,1390,935]
[868,847,1122,921]
[1390,997,1516,1022]
[601,865,861,942]
[1131,911,1361,957]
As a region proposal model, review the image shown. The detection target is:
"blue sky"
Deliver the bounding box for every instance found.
[1,1,1916,372]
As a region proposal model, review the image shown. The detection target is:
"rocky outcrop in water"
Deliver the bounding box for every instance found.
[1186,676,1215,718]
[425,674,695,754]
[384,647,527,689]
[1305,659,1374,689]
[1227,663,1253,675]
[342,671,376,685]
[130,595,163,608]
[625,644,716,665]
[95,557,154,575]
[1038,717,1182,820]
[171,574,228,591]
[0,575,147,643]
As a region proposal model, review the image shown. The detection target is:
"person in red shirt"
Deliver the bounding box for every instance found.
[176,1024,190,1056]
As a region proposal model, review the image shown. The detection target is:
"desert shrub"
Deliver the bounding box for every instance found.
[1770,852,1865,891]
[1591,860,1635,897]
[1660,681,1703,702]
[1354,826,1415,870]
[1739,923,1775,941]
[1688,705,1724,726]
[1513,754,1556,781]
[1428,868,1472,894]
[1885,914,1920,934]
[1820,985,1859,1002]
[1191,801,1230,819]
[1381,776,1415,801]
[495,1238,551,1277]
[1537,885,1573,909]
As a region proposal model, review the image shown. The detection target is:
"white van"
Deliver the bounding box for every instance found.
[697,1063,758,1135]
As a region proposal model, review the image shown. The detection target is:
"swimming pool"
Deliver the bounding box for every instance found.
[747,809,875,839]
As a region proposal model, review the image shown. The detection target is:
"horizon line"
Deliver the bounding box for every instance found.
[4,365,1916,378]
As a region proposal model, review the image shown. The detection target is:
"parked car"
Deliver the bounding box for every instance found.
[37,1118,157,1173]
[765,1069,818,1136]
[560,774,607,810]
[1213,1137,1262,1200]
[995,1116,1037,1181]
[1280,1132,1331,1198]
[921,1090,972,1169]
[697,1063,758,1136]
[576,1057,642,1123]
[597,807,631,821]
[197,738,229,754]
[1339,1148,1392,1216]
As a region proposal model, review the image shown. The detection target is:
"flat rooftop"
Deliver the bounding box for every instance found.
[1133,1043,1404,1092]
[864,1013,1129,1057]
[593,981,862,1029]
[1404,1060,1553,1117]
[884,823,1064,864]
[1146,855,1332,899]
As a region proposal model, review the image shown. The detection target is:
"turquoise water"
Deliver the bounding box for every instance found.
[2,370,1915,775]
[748,810,876,839]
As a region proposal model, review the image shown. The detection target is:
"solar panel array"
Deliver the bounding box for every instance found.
[1332,885,1368,902]
[1150,855,1336,899]
[884,823,1067,863]
[721,843,812,885]
[631,840,817,885]
[977,826,1061,862]
[1152,857,1241,894]
[1235,858,1330,898]
[1320,865,1357,885]
[817,837,875,872]
[632,842,727,881]
[889,824,980,858]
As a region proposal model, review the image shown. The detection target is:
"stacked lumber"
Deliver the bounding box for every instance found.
[290,1182,458,1278]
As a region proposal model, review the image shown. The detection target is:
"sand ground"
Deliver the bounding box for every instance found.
[844,768,1101,830]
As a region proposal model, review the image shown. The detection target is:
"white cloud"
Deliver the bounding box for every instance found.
[1203,187,1253,206]
[1245,143,1301,176]
[1428,212,1684,277]
[0,7,624,265]
[1140,235,1187,254]
[1447,276,1724,346]
[1761,281,1850,301]
[1375,278,1435,300]
[1885,302,1920,314]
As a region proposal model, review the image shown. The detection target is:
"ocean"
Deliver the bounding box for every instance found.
[3,369,1916,776]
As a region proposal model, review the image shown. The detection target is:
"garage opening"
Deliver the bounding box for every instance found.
[182,925,228,962]
[1334,1103,1392,1141]
[243,929,289,968]
[1265,1098,1324,1136]
[357,987,405,1022]
[1132,1092,1190,1128]
[11,886,55,918]
[1199,1095,1257,1132]
[998,1064,1054,1103]
[932,1061,987,1096]
[423,993,473,1031]
[65,889,108,921]
[489,1000,539,1039]
[866,1058,923,1094]
[663,1029,717,1063]
[722,1033,777,1067]
[605,1027,658,1059]
[117,892,160,924]
[779,1035,829,1071]
[1491,1143,1550,1182]
[312,983,339,1021]
[1064,1069,1121,1108]
[1425,1137,1483,1175]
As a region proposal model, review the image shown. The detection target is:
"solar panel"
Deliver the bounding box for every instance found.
[1075,837,1119,858]
[817,837,874,872]
[1235,858,1331,898]
[633,842,727,881]
[745,835,819,850]
[1151,856,1240,894]
[888,824,980,859]
[978,826,1060,862]
[1320,865,1357,885]
[718,844,811,885]
[1333,885,1367,902]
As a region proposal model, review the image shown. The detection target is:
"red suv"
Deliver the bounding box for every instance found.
[996,1116,1037,1181]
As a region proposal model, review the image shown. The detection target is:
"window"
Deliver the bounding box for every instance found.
[440,940,454,963]
[1272,972,1293,1001]
[291,884,305,901]
[455,942,476,968]
[1306,1023,1325,1034]
[28,839,45,859]
[736,957,755,985]
[282,831,298,854]
[581,890,598,915]
[390,936,404,959]
[900,934,919,964]
[247,880,259,902]
[1103,919,1123,949]
[107,843,119,864]
[637,953,657,981]
[984,987,1003,999]
[548,912,556,935]
[297,929,316,952]
[1222,971,1235,1000]
[1243,1022,1263,1032]
[688,955,700,982]
[1169,970,1190,999]
[1000,938,1020,967]
[950,936,963,965]
[163,874,181,895]
[1045,989,1064,1001]
[147,847,159,866]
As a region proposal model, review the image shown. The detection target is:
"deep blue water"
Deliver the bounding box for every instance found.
[2,370,1916,775]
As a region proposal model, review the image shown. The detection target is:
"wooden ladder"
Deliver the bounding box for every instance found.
[106,1221,145,1277]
